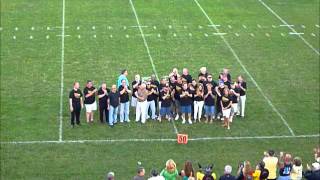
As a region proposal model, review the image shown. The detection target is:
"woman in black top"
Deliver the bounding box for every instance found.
[194,83,204,123]
[220,88,232,130]
[69,82,83,127]
[236,75,247,118]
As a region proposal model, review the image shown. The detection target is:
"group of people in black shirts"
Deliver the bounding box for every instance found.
[69,67,247,129]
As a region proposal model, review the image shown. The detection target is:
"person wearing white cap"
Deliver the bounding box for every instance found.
[219,165,236,180]
[304,162,320,180]
[106,172,115,180]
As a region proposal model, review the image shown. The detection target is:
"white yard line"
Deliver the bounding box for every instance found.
[193,0,295,136]
[128,0,159,81]
[258,0,319,55]
[58,0,66,142]
[128,0,178,134]
[1,134,319,145]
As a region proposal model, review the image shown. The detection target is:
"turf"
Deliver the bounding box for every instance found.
[0,0,319,179]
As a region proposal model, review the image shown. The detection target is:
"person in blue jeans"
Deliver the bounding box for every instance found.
[204,83,216,124]
[108,85,120,127]
[159,83,172,122]
[119,79,131,123]
[179,82,193,124]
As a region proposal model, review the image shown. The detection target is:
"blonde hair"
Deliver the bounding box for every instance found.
[166,159,176,172]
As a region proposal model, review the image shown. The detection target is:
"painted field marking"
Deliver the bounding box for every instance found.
[92,26,96,30]
[1,134,319,145]
[29,35,33,39]
[301,25,305,28]
[258,0,319,55]
[153,26,157,29]
[311,33,316,37]
[58,0,66,142]
[213,32,227,35]
[228,25,232,29]
[189,33,193,37]
[198,25,203,29]
[129,0,177,134]
[46,35,50,39]
[15,27,19,31]
[289,32,304,35]
[250,33,255,37]
[265,33,270,37]
[193,0,295,136]
[78,35,81,39]
[235,33,240,37]
[316,24,319,28]
[168,25,172,29]
[13,36,16,40]
[279,24,294,27]
[184,25,188,29]
[242,24,247,29]
[208,24,220,27]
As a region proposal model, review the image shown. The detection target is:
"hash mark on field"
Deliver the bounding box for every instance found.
[279,24,294,27]
[242,24,247,29]
[235,33,240,37]
[31,26,35,30]
[93,34,97,38]
[250,33,255,37]
[78,35,81,39]
[123,26,127,30]
[153,26,157,30]
[29,35,33,39]
[15,27,18,31]
[108,26,112,30]
[257,24,262,28]
[289,32,304,35]
[208,24,220,27]
[125,34,129,38]
[189,33,193,37]
[13,36,16,40]
[311,33,316,37]
[110,34,113,38]
[0,27,2,31]
[301,25,305,28]
[92,26,96,30]
[213,32,227,35]
[204,33,208,37]
[281,33,285,37]
[272,25,276,28]
[265,33,270,37]
[168,25,172,29]
[173,33,177,37]
[76,26,80,30]
[47,26,51,30]
[198,25,203,29]
[157,33,161,38]
[228,25,232,29]
[183,25,188,29]
[315,24,319,28]
[46,35,50,39]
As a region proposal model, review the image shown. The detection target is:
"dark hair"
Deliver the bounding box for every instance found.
[121,69,127,74]
[87,80,92,84]
[268,150,275,156]
[294,158,302,166]
[137,167,144,174]
[258,161,265,170]
[151,169,158,176]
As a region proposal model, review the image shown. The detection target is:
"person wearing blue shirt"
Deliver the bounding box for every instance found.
[117,69,129,88]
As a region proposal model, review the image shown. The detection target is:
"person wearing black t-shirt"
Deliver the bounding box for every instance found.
[69,82,83,127]
[157,78,167,120]
[236,75,247,118]
[83,80,97,123]
[198,67,208,84]
[181,68,192,84]
[159,83,172,122]
[131,74,141,108]
[172,77,183,121]
[146,81,158,120]
[215,80,226,120]
[194,83,204,123]
[119,79,132,123]
[108,85,120,127]
[98,83,110,124]
[204,82,216,123]
[221,88,232,130]
[229,84,240,123]
[180,83,193,124]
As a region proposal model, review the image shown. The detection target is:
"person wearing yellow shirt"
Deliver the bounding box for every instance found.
[263,150,278,180]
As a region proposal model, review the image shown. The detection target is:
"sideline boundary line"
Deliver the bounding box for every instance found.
[1,134,319,145]
[258,0,319,55]
[58,0,66,142]
[129,0,179,134]
[193,0,295,136]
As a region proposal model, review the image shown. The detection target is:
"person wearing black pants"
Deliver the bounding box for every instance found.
[98,82,110,124]
[69,82,83,127]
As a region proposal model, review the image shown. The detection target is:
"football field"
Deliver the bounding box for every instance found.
[1,0,319,179]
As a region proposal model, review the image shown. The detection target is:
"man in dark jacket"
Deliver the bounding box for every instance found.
[220,165,236,180]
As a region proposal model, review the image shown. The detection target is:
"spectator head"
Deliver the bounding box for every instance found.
[284,153,292,164]
[165,159,177,173]
[183,68,189,75]
[111,85,117,93]
[198,83,204,91]
[219,80,225,88]
[184,160,194,177]
[268,150,275,157]
[101,82,107,89]
[172,68,179,75]
[106,172,115,180]
[140,83,146,90]
[312,162,320,171]
[258,161,265,170]
[121,69,128,76]
[200,67,207,75]
[243,161,252,177]
[135,74,141,82]
[293,157,302,166]
[170,75,176,83]
[150,169,159,177]
[224,165,232,174]
[192,79,197,86]
[223,88,230,96]
[137,167,145,176]
[177,77,183,84]
[182,82,188,90]
[73,81,80,89]
[86,80,93,88]
[314,147,320,162]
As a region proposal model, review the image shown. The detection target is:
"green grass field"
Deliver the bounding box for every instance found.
[1,0,319,179]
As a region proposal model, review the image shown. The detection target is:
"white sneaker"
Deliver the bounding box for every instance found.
[227,126,230,130]
[168,117,172,122]
[127,119,130,122]
[188,119,192,124]
[175,114,179,121]
[182,118,186,124]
